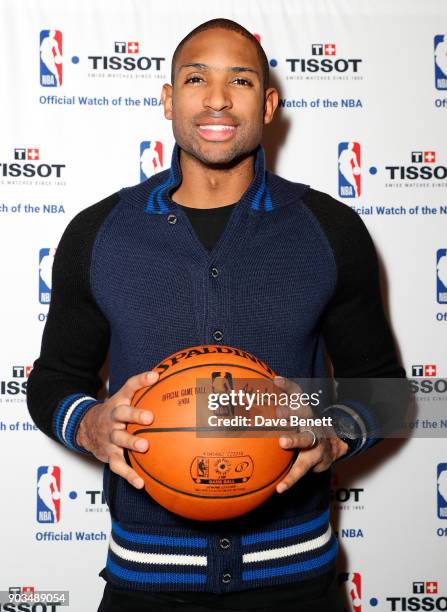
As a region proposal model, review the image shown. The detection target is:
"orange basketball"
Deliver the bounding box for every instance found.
[127,344,295,521]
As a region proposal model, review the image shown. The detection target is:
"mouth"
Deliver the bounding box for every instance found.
[196,124,238,142]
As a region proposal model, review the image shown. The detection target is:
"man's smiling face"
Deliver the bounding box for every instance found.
[162,27,277,166]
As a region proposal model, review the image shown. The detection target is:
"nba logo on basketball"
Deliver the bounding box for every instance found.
[140,141,163,181]
[40,30,63,87]
[437,463,447,519]
[39,248,56,304]
[36,466,61,523]
[436,249,447,304]
[434,35,447,90]
[339,572,362,611]
[338,142,361,198]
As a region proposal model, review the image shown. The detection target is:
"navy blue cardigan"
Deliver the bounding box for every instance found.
[27,143,404,593]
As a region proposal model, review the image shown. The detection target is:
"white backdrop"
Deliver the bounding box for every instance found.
[0,0,446,610]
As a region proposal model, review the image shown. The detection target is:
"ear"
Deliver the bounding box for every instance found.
[263,87,279,125]
[161,83,173,120]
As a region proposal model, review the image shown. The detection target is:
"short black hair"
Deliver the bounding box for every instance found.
[171,18,269,89]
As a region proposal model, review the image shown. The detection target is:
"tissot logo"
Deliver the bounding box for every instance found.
[386,580,447,611]
[87,41,165,75]
[285,42,362,79]
[385,150,447,182]
[0,147,65,180]
[0,366,30,396]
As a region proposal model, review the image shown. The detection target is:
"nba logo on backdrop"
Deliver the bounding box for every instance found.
[339,572,362,611]
[437,463,447,519]
[338,142,361,198]
[437,249,447,304]
[434,35,447,90]
[36,466,61,523]
[140,141,163,181]
[40,30,63,87]
[39,248,56,304]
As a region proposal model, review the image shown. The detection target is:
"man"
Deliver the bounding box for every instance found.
[27,18,406,611]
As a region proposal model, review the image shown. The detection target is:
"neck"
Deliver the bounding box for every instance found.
[171,147,255,209]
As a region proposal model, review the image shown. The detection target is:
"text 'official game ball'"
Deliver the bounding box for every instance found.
[127,345,295,521]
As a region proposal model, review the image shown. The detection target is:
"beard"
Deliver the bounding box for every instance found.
[172,113,262,169]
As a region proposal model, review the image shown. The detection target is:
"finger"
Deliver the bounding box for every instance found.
[275,402,290,419]
[109,452,145,489]
[111,404,154,426]
[279,431,318,450]
[116,370,159,403]
[110,429,149,453]
[276,452,320,493]
[312,459,333,473]
[311,440,337,472]
[273,375,302,395]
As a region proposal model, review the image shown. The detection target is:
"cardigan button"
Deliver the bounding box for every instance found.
[219,537,231,549]
[212,329,223,342]
[221,572,232,584]
[210,266,219,278]
[167,213,177,224]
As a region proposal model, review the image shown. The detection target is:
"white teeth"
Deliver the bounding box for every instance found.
[199,125,236,131]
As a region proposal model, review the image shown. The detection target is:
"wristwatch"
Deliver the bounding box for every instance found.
[328,408,362,455]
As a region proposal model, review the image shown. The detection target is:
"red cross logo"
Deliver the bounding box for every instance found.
[325,43,336,56]
[424,364,437,377]
[27,148,39,161]
[424,151,436,163]
[425,582,438,594]
[127,41,139,54]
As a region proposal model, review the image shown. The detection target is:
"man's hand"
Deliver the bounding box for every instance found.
[273,376,349,493]
[76,370,159,489]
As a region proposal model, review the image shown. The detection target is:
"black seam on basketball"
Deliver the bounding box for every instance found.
[128,451,294,500]
[134,363,273,407]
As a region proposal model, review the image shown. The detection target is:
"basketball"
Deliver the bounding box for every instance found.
[127,344,295,521]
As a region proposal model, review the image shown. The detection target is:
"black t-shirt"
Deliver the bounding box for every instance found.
[98,202,343,610]
[176,201,237,251]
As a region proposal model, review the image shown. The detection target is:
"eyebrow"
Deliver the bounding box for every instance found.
[178,63,260,77]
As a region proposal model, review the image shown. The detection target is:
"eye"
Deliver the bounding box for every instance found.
[185,75,204,84]
[233,77,252,86]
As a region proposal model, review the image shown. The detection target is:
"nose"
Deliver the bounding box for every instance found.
[203,81,232,112]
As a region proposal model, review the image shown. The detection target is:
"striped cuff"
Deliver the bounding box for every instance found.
[323,401,377,458]
[53,393,99,454]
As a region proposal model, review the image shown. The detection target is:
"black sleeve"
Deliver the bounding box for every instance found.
[302,189,409,457]
[26,193,119,454]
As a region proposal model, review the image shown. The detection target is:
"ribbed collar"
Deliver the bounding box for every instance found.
[145,143,273,214]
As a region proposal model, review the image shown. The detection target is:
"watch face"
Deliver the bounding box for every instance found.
[336,414,359,440]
